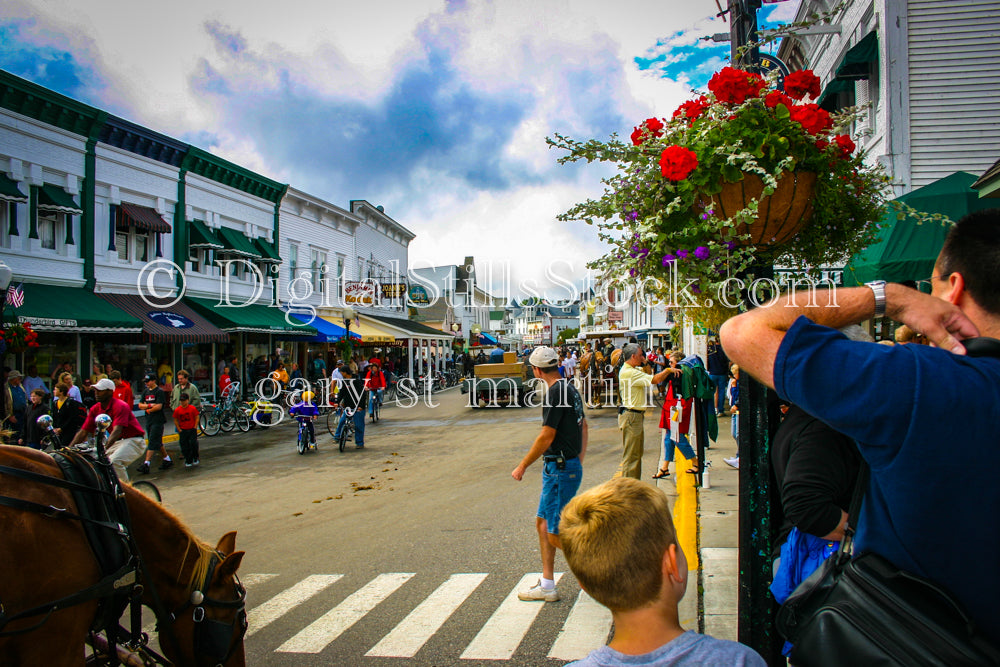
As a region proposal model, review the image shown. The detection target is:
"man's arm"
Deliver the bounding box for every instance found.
[512,426,556,481]
[719,285,979,389]
[579,419,588,464]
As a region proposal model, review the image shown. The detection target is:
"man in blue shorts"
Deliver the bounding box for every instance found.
[720,208,1000,644]
[511,346,588,602]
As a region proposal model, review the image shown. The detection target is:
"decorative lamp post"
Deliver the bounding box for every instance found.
[0,260,12,360]
[470,324,481,348]
[341,305,355,362]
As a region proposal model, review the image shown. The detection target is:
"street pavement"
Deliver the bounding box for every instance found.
[122,385,743,666]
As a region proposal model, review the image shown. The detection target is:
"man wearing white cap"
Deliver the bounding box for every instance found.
[512,346,588,603]
[68,378,146,480]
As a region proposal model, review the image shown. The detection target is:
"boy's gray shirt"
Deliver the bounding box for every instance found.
[568,631,765,667]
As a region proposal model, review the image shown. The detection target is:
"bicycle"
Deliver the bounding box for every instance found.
[369,390,382,423]
[328,407,356,452]
[295,415,318,455]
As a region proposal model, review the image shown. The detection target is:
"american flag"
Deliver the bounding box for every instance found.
[5,283,23,308]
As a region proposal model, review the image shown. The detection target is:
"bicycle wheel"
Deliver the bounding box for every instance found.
[200,411,221,436]
[132,480,162,503]
[327,410,340,438]
[236,405,252,432]
[297,428,307,455]
[220,411,236,432]
[338,425,347,452]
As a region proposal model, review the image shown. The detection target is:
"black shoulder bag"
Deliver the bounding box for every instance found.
[775,338,1000,667]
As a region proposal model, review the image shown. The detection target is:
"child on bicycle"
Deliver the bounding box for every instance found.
[289,390,320,446]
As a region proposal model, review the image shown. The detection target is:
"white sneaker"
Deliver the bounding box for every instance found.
[517,580,560,602]
[724,457,739,469]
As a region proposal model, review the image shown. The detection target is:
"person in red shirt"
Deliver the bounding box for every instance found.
[68,378,146,480]
[219,367,233,397]
[110,370,134,409]
[172,392,200,467]
[364,359,387,421]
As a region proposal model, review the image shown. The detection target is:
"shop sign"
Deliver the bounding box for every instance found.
[408,284,431,305]
[147,311,195,328]
[19,315,77,327]
[608,310,624,322]
[381,282,407,299]
[345,281,377,306]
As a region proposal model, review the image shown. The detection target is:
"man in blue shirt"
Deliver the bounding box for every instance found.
[720,208,1000,643]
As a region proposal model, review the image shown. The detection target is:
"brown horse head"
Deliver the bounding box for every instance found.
[127,489,247,666]
[0,445,247,666]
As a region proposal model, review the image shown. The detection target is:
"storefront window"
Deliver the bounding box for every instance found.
[181,343,215,399]
[93,341,149,397]
[22,332,79,387]
[246,333,271,393]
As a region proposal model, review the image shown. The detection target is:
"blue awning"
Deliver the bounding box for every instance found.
[477,332,500,345]
[287,311,349,342]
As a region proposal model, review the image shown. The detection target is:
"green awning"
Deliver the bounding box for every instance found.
[215,226,261,257]
[189,219,223,249]
[842,172,999,286]
[9,283,143,333]
[835,32,878,80]
[0,174,27,203]
[817,78,853,110]
[185,296,317,336]
[253,237,281,262]
[37,184,82,215]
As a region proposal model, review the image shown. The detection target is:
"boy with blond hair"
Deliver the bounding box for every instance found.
[560,478,764,666]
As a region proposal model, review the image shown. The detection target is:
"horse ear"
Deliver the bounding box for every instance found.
[216,531,237,555]
[215,551,245,582]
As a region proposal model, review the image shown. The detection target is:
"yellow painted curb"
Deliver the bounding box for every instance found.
[672,452,700,571]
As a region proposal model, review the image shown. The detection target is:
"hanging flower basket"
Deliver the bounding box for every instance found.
[549,66,889,328]
[707,171,817,247]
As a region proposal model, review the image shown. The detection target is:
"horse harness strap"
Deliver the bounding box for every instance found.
[0,563,136,637]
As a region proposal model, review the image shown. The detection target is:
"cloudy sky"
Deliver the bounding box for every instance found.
[2,0,797,298]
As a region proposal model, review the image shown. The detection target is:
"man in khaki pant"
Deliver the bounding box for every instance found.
[616,343,674,479]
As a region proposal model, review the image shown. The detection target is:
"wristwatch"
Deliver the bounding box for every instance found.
[865,280,887,318]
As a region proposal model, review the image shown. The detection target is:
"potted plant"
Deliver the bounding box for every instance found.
[549,67,889,328]
[2,321,39,354]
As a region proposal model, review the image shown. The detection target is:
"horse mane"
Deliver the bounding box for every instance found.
[126,483,213,592]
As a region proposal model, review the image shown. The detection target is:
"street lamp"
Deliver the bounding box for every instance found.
[470,324,481,347]
[342,305,355,362]
[0,260,12,356]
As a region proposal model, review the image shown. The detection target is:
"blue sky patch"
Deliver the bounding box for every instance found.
[0,21,102,104]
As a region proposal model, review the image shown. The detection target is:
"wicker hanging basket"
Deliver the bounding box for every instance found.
[712,172,817,247]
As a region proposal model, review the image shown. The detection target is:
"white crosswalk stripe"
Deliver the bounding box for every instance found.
[240,570,613,661]
[366,572,488,658]
[247,574,343,637]
[275,572,415,654]
[548,590,614,660]
[460,572,565,661]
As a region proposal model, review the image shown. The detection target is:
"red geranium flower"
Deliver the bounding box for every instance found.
[834,134,856,157]
[788,103,833,135]
[672,96,711,122]
[630,117,665,146]
[708,67,766,105]
[659,145,699,181]
[815,139,829,151]
[783,70,822,101]
[764,90,793,109]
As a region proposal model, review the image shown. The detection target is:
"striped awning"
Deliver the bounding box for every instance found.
[189,219,224,249]
[216,227,261,258]
[97,293,228,343]
[0,174,27,204]
[37,184,82,215]
[118,202,171,233]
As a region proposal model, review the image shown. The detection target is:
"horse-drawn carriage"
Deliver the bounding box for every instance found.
[0,417,248,666]
[576,344,664,410]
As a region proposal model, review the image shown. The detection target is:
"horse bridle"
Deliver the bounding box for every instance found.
[157,550,248,666]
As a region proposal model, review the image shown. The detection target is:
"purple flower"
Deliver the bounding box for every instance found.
[661,254,677,266]
[629,268,638,277]
[701,213,709,220]
[694,246,710,260]
[723,241,736,251]
[676,249,689,259]
[627,210,639,221]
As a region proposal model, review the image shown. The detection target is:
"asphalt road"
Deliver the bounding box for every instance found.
[135,385,672,667]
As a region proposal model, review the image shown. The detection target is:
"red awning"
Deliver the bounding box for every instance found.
[118,202,171,233]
